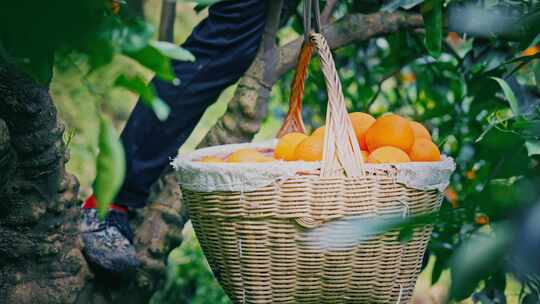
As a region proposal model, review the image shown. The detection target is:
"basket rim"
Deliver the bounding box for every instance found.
[172,139,454,170]
[171,140,455,193]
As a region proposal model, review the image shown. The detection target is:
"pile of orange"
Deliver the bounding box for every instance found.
[272,112,441,164]
[198,148,274,163]
[197,112,441,164]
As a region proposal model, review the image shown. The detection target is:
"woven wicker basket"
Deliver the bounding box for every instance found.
[174,33,454,304]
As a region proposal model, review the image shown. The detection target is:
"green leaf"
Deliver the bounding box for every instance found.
[475,111,514,143]
[151,98,171,121]
[193,4,208,13]
[114,74,170,121]
[484,270,507,296]
[115,74,153,101]
[431,255,447,285]
[86,36,115,71]
[124,45,176,81]
[358,85,375,104]
[449,223,512,301]
[114,20,155,53]
[15,52,54,85]
[149,41,195,62]
[305,217,405,250]
[535,61,540,90]
[421,0,443,57]
[398,226,414,243]
[512,118,540,138]
[304,211,445,251]
[491,77,520,116]
[525,140,540,156]
[523,293,540,304]
[517,13,540,50]
[94,116,126,218]
[382,0,425,12]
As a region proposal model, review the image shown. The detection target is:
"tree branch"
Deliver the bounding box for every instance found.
[321,0,339,25]
[159,0,176,42]
[198,10,423,147]
[274,11,423,81]
[198,0,284,147]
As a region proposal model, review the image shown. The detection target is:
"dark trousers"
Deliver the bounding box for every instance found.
[115,0,268,208]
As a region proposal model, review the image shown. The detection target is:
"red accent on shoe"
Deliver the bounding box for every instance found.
[82,195,128,213]
[110,204,128,213]
[82,195,97,209]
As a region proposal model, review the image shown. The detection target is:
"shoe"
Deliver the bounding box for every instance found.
[79,196,141,273]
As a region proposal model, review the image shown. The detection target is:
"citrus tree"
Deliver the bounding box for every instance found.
[1,0,540,303]
[196,1,540,302]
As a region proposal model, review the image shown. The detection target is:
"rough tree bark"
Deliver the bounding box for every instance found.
[0,64,187,304]
[0,2,284,303]
[321,0,339,25]
[0,64,85,303]
[0,4,423,304]
[159,0,176,42]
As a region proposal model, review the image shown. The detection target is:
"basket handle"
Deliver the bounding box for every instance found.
[276,42,313,137]
[277,32,365,177]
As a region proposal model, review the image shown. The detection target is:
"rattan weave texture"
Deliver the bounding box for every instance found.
[177,32,452,303]
[183,171,442,303]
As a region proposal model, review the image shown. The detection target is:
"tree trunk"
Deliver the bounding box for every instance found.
[0,64,87,303]
[0,1,286,302]
[0,61,187,303]
[159,0,176,42]
[0,65,186,304]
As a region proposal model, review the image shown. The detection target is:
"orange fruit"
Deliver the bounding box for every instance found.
[367,146,410,164]
[408,138,441,162]
[312,126,325,137]
[198,156,225,163]
[257,156,276,163]
[409,121,431,140]
[227,148,268,163]
[446,32,462,46]
[294,135,324,161]
[361,150,369,161]
[475,214,489,226]
[274,132,308,161]
[109,0,120,14]
[365,114,415,152]
[465,169,476,180]
[522,45,540,57]
[400,73,416,85]
[445,187,458,208]
[349,112,376,150]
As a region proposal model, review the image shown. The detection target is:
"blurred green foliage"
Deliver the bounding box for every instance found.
[151,226,231,304]
[1,0,204,214]
[3,0,540,303]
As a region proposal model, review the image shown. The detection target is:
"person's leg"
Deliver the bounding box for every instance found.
[80,0,268,272]
[116,0,268,208]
